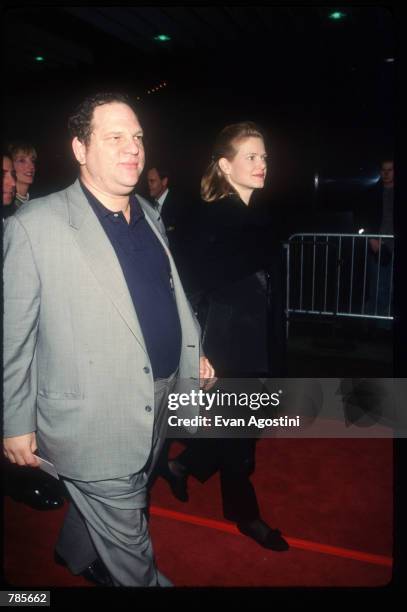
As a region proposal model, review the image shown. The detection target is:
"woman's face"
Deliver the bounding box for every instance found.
[220,136,267,197]
[13,150,36,187]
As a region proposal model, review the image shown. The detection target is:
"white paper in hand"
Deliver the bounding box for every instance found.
[36,455,60,480]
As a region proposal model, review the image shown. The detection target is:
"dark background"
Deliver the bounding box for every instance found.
[3,5,396,235]
[3,7,406,589]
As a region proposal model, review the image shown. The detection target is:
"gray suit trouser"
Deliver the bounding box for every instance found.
[55,372,177,587]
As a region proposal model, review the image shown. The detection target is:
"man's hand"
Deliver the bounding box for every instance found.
[199,356,217,391]
[3,432,41,468]
[369,238,380,254]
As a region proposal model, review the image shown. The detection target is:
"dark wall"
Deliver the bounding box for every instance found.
[4,9,395,236]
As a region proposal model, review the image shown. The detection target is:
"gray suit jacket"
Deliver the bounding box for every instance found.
[3,179,201,481]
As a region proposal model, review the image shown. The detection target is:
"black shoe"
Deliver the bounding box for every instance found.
[54,551,113,587]
[164,460,189,502]
[237,519,290,551]
[12,481,65,511]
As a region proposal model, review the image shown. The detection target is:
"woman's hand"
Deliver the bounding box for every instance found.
[199,356,217,390]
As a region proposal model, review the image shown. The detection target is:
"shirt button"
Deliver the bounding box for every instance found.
[145,405,152,413]
[113,213,119,217]
[143,367,150,374]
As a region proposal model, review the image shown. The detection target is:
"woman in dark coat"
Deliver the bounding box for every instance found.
[162,122,288,551]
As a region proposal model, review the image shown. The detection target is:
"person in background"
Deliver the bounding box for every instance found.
[146,166,189,253]
[362,158,394,329]
[8,142,37,209]
[2,151,65,509]
[2,153,17,217]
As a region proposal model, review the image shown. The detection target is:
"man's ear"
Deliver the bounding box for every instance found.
[72,137,87,165]
[218,157,231,175]
[162,177,169,190]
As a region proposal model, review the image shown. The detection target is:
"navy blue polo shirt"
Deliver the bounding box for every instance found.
[80,182,182,379]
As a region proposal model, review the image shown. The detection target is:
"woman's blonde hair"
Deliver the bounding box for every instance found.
[201,121,264,202]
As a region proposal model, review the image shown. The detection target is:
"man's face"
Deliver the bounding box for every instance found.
[380,161,394,187]
[147,168,168,199]
[13,150,36,187]
[75,102,145,196]
[3,156,16,205]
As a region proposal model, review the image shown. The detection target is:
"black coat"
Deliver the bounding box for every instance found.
[175,194,286,377]
[144,188,191,253]
[160,189,187,230]
[357,182,384,234]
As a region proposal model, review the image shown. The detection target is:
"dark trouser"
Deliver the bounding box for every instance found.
[175,437,260,522]
[366,250,393,329]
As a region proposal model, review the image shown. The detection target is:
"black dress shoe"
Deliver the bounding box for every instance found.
[237,519,290,551]
[12,481,65,511]
[54,551,113,587]
[163,460,189,502]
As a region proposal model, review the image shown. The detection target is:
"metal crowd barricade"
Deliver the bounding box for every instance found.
[284,233,394,338]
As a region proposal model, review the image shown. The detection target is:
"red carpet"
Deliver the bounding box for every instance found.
[3,438,393,587]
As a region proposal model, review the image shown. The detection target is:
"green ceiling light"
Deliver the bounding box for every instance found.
[154,34,171,42]
[35,56,45,62]
[329,11,346,20]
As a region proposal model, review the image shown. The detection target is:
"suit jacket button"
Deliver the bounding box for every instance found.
[143,367,150,374]
[145,405,152,412]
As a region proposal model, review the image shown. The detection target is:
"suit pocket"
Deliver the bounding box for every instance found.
[37,390,82,400]
[37,354,83,400]
[37,326,83,400]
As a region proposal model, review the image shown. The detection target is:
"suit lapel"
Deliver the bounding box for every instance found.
[138,194,186,315]
[138,193,171,253]
[65,180,147,355]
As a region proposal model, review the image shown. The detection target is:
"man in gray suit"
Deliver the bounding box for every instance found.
[3,92,214,587]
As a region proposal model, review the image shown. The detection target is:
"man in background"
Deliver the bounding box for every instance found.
[146,166,189,252]
[362,158,394,328]
[2,153,17,217]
